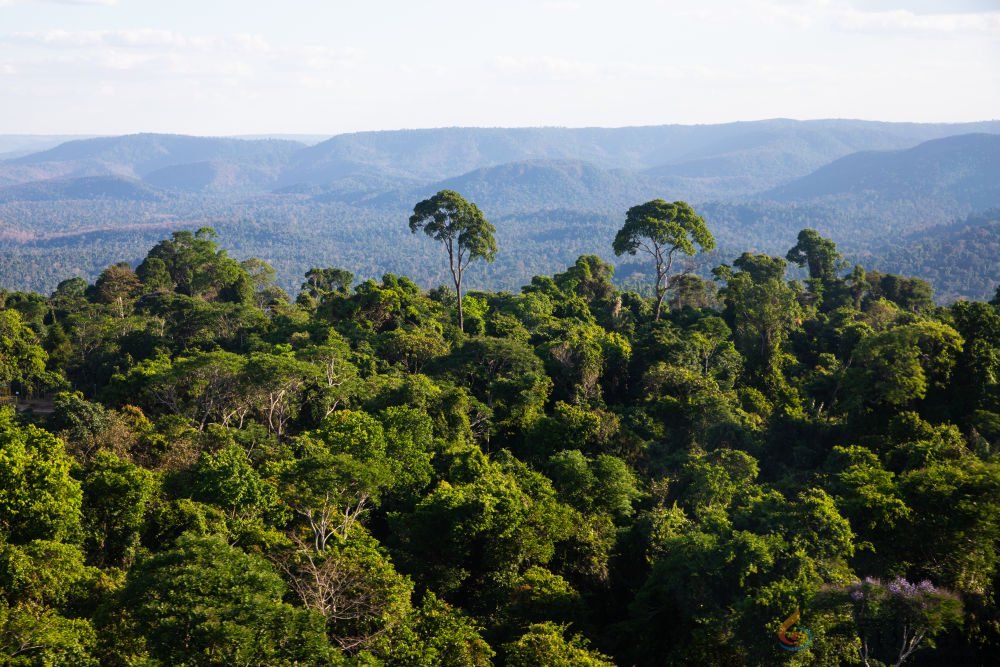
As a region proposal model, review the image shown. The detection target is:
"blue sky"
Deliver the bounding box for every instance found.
[0,0,997,134]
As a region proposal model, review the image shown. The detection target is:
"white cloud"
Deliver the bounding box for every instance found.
[492,56,762,85]
[833,5,1000,34]
[759,0,1000,35]
[493,55,600,81]
[541,1,581,11]
[0,0,118,6]
[11,29,185,48]
[8,29,269,50]
[0,27,362,84]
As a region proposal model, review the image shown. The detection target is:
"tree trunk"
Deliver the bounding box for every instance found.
[455,274,464,333]
[653,249,666,321]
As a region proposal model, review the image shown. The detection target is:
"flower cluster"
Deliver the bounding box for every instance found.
[845,576,942,603]
[886,577,938,597]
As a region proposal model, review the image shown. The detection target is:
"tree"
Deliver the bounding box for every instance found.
[298,267,354,308]
[0,309,53,396]
[613,200,715,320]
[547,450,641,521]
[895,460,1000,596]
[819,577,962,667]
[553,255,616,305]
[93,262,142,318]
[0,410,82,544]
[81,451,156,567]
[194,443,282,541]
[280,451,387,552]
[243,352,319,437]
[401,592,494,666]
[240,258,288,309]
[504,622,614,667]
[389,456,574,606]
[135,227,251,302]
[441,336,551,439]
[297,338,360,420]
[276,534,413,654]
[786,228,843,283]
[0,600,97,666]
[714,253,801,392]
[409,190,497,332]
[116,534,333,665]
[845,320,963,414]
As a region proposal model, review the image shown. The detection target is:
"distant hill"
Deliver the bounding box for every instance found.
[1,120,999,297]
[278,119,1000,194]
[288,172,426,205]
[0,175,165,203]
[390,159,662,214]
[5,121,999,201]
[0,134,99,160]
[6,133,303,183]
[765,133,1000,210]
[143,160,287,196]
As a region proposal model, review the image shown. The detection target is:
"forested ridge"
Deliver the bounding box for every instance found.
[1,193,998,666]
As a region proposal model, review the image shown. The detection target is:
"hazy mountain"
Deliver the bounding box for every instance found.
[5,120,999,200]
[0,175,166,203]
[765,133,1000,210]
[143,160,288,196]
[288,172,427,205]
[278,119,1000,192]
[394,159,660,215]
[0,135,99,161]
[5,133,303,183]
[1,120,998,299]
[232,134,332,145]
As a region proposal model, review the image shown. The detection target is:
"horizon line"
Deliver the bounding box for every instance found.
[3,116,1000,140]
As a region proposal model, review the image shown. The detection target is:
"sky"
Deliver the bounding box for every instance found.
[0,0,997,135]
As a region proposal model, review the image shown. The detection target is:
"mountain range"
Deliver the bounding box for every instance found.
[0,119,998,300]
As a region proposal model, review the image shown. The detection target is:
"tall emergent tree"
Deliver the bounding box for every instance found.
[613,200,715,320]
[409,190,497,333]
[786,228,842,283]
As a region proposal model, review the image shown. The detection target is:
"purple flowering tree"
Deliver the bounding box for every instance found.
[820,577,962,667]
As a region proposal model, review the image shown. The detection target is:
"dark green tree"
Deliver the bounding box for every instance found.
[114,534,334,665]
[613,200,715,320]
[786,228,843,283]
[409,190,497,332]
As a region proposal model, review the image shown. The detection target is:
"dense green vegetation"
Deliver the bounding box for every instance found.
[854,209,1000,305]
[1,192,998,665]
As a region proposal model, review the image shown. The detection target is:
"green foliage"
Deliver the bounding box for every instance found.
[400,592,494,666]
[1,222,998,665]
[0,309,56,394]
[81,451,157,567]
[410,190,498,332]
[504,622,615,666]
[0,410,82,544]
[0,600,98,666]
[818,577,963,666]
[613,199,715,319]
[115,533,334,665]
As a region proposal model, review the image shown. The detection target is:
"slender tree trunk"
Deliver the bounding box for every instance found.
[447,239,464,333]
[455,273,464,333]
[653,243,667,321]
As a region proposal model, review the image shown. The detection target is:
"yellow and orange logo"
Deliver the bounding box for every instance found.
[777,610,813,651]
